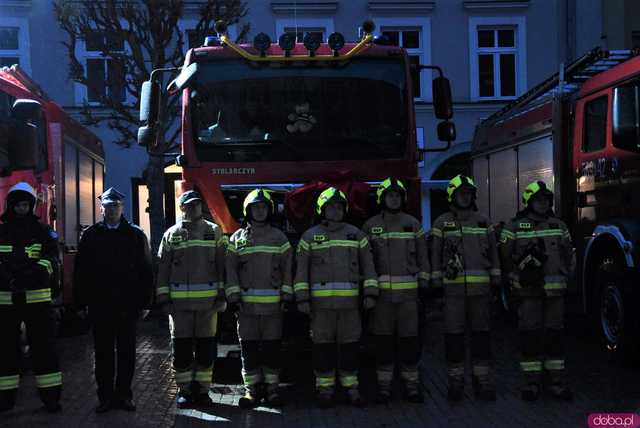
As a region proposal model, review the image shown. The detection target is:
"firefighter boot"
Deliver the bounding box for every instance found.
[472,366,496,401]
[317,390,334,409]
[521,382,541,401]
[265,382,284,407]
[447,365,465,401]
[239,384,260,409]
[375,365,393,404]
[545,368,572,401]
[347,387,367,408]
[176,390,195,409]
[405,383,424,403]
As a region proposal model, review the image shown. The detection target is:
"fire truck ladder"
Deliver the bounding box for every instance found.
[484,47,638,126]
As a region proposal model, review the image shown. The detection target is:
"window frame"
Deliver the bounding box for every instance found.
[0,17,31,74]
[275,17,334,43]
[468,16,526,102]
[372,17,432,102]
[74,26,133,107]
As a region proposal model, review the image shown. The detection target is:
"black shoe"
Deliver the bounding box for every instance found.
[196,392,212,406]
[44,401,62,413]
[239,393,259,409]
[521,384,540,402]
[176,394,195,409]
[117,398,136,412]
[447,389,464,402]
[96,400,112,414]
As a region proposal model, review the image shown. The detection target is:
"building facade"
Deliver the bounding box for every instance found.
[0,0,622,232]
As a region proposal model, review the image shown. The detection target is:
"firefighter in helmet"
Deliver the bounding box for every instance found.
[0,182,61,413]
[225,189,293,408]
[156,190,227,408]
[430,175,500,401]
[499,181,573,401]
[294,187,378,408]
[362,178,429,403]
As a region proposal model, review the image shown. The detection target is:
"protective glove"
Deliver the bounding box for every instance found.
[362,296,377,310]
[297,301,311,315]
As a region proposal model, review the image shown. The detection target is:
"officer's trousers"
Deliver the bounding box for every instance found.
[518,295,566,387]
[237,313,282,395]
[369,300,420,392]
[90,306,137,402]
[0,301,61,409]
[444,294,492,389]
[311,309,361,395]
[170,309,218,395]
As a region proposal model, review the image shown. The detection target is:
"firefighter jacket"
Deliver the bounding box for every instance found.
[73,218,153,310]
[294,222,378,310]
[225,223,293,315]
[430,211,500,296]
[363,211,430,303]
[157,218,226,311]
[0,214,59,306]
[499,214,573,297]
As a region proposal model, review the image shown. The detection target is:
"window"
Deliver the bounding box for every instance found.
[583,96,608,152]
[82,30,126,104]
[613,81,640,152]
[469,17,526,101]
[381,29,422,98]
[179,20,238,51]
[373,17,432,101]
[275,18,334,44]
[0,18,30,73]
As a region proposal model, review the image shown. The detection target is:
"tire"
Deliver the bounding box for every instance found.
[594,255,638,363]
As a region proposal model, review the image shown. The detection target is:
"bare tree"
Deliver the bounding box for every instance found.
[54,0,249,252]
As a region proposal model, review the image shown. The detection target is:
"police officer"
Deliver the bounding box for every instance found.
[294,187,378,408]
[499,181,573,401]
[430,175,500,401]
[73,188,154,413]
[363,178,429,403]
[0,182,61,413]
[225,189,293,408]
[156,190,226,408]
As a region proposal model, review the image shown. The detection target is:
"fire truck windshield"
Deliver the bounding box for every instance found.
[190,58,407,162]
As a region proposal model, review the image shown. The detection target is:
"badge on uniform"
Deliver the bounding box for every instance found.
[236,238,248,248]
[313,235,326,242]
[444,221,457,229]
[519,223,532,230]
[371,227,384,234]
[169,235,183,243]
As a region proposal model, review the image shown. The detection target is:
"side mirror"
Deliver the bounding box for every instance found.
[8,99,41,171]
[167,62,199,95]
[138,80,161,147]
[432,77,453,120]
[437,121,456,142]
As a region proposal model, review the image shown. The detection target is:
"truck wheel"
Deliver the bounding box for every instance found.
[595,256,637,362]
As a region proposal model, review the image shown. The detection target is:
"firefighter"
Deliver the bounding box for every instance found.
[499,181,573,401]
[0,182,61,413]
[362,178,429,403]
[225,189,293,408]
[156,190,227,409]
[294,187,378,408]
[430,175,500,401]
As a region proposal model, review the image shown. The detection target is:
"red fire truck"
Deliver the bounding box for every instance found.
[0,65,105,315]
[138,22,455,353]
[472,48,640,357]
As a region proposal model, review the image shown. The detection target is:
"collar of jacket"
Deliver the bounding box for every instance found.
[381,210,403,220]
[320,220,347,232]
[99,217,129,229]
[450,207,473,221]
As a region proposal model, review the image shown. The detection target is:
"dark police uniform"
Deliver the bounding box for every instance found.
[73,188,153,411]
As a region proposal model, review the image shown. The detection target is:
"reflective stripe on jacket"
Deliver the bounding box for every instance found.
[294,222,378,310]
[364,212,429,303]
[157,219,226,311]
[225,224,293,315]
[430,211,500,296]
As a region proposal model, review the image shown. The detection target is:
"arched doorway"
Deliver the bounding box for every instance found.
[429,152,471,223]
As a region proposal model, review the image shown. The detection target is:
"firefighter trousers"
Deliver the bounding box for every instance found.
[518,295,566,387]
[170,309,218,395]
[237,313,283,395]
[0,302,62,409]
[369,300,420,392]
[444,294,492,389]
[90,307,137,402]
[311,309,361,395]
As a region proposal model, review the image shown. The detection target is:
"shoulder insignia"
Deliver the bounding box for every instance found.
[371,227,384,234]
[519,222,532,230]
[313,235,326,242]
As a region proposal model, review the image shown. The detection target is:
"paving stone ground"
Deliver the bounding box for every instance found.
[2,298,639,428]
